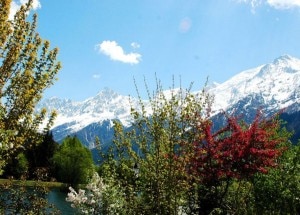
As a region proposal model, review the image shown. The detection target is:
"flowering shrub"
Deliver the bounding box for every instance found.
[66,172,125,214]
[66,172,104,214]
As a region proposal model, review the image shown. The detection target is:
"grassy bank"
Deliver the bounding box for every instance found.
[0,178,65,189]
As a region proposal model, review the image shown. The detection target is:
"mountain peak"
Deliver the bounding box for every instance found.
[271,54,300,70]
[99,87,116,95]
[255,54,300,78]
[209,55,300,113]
[274,54,293,62]
[85,88,121,103]
[93,87,116,97]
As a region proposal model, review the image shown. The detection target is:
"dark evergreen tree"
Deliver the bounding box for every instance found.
[25,131,59,180]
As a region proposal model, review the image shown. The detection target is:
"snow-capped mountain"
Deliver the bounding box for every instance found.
[209,55,300,114]
[38,88,140,129]
[37,55,300,147]
[37,88,145,147]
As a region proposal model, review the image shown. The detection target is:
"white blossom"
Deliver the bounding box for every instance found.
[66,172,118,214]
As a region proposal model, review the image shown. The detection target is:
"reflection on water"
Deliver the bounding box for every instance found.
[47,189,77,215]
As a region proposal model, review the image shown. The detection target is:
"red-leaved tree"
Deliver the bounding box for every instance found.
[185,111,287,214]
[189,112,286,183]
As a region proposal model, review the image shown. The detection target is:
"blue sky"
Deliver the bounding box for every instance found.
[10,0,300,100]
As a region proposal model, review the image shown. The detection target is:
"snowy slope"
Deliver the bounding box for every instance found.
[208,55,300,113]
[37,55,300,146]
[37,88,143,134]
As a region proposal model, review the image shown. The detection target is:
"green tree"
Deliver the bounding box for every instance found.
[3,152,29,179]
[26,131,59,180]
[52,136,94,187]
[0,0,61,174]
[0,1,61,213]
[252,141,300,214]
[15,153,29,178]
[2,131,58,180]
[100,82,212,214]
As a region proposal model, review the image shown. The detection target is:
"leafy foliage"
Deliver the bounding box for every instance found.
[185,112,289,213]
[13,153,28,178]
[0,0,61,173]
[52,136,94,187]
[25,131,59,180]
[189,112,286,182]
[252,142,300,214]
[0,1,62,213]
[98,82,213,214]
[2,132,59,180]
[90,82,292,214]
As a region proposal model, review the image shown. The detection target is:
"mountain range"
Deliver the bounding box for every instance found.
[37,55,300,148]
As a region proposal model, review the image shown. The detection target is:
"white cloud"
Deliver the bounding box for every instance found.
[235,0,300,10]
[96,40,141,65]
[235,0,262,7]
[9,0,41,19]
[234,0,263,12]
[179,17,192,33]
[267,0,300,9]
[131,42,140,49]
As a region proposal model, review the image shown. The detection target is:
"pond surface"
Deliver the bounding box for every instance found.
[47,189,77,214]
[0,187,77,214]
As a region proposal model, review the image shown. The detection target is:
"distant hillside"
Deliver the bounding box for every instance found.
[280,111,300,144]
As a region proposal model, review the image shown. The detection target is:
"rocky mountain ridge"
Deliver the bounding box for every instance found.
[37,55,300,147]
[208,55,300,114]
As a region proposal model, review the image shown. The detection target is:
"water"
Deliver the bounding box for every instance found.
[47,189,77,215]
[0,187,77,214]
